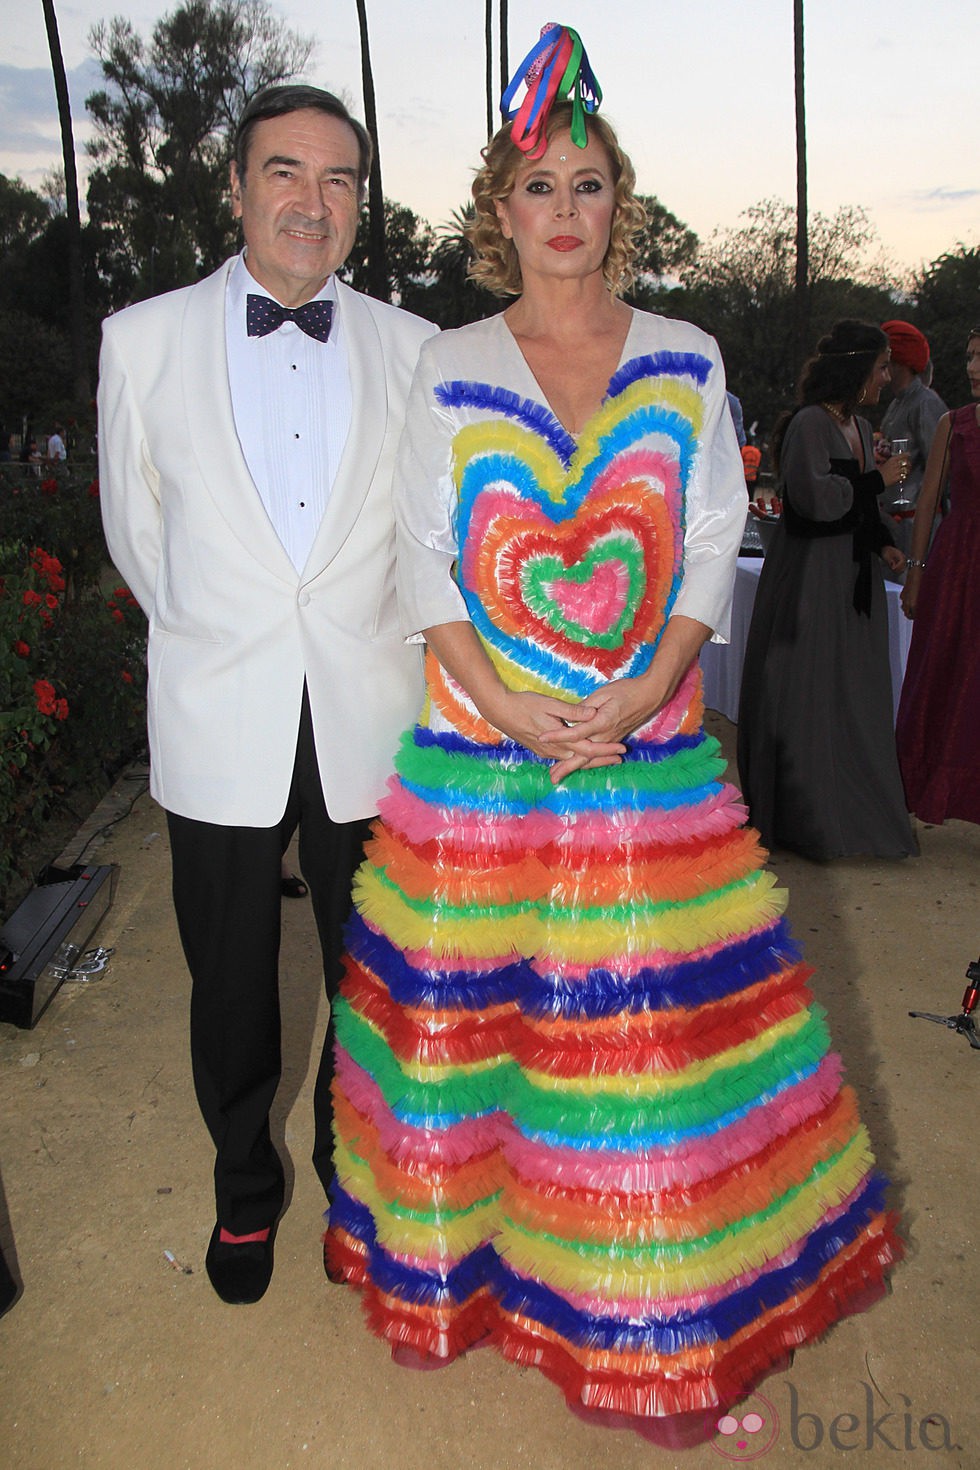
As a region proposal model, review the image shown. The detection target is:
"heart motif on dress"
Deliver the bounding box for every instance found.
[525,549,634,641]
[457,433,684,693]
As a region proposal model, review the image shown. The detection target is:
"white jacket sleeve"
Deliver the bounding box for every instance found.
[97,321,162,619]
[394,338,471,639]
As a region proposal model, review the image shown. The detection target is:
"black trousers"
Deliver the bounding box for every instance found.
[167,689,372,1233]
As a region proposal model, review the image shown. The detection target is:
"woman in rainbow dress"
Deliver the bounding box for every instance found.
[325,25,901,1450]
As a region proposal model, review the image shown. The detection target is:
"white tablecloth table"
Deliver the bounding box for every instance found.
[700,555,913,724]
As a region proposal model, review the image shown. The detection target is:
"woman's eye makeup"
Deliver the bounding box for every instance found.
[522,175,604,194]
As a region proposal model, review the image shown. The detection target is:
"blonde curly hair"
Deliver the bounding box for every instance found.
[466,102,646,298]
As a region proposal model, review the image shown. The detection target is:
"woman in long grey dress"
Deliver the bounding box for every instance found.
[737,320,917,860]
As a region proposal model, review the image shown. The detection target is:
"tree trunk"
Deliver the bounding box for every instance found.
[41,0,89,402]
[485,0,494,141]
[793,0,809,360]
[498,0,509,111]
[354,0,389,301]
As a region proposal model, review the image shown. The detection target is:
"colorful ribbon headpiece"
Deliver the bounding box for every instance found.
[500,23,602,160]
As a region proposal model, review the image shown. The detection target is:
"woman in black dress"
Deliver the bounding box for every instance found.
[737,320,918,860]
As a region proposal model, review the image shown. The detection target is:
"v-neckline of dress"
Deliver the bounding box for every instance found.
[494,308,640,443]
[825,410,867,473]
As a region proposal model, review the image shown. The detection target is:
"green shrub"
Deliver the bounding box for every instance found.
[0,461,147,910]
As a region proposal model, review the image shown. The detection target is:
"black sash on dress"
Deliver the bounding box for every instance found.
[782,458,892,616]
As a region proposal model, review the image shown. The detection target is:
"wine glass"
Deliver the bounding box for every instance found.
[888,437,913,514]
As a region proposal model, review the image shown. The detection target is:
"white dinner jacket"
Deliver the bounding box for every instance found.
[98,258,437,824]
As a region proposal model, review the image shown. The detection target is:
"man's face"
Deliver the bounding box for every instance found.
[887,360,913,395]
[230,109,362,306]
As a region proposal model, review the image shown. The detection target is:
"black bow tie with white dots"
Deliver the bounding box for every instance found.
[246,294,334,343]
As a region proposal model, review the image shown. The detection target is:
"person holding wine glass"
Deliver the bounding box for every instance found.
[877,320,947,573]
[879,433,914,550]
[737,319,918,860]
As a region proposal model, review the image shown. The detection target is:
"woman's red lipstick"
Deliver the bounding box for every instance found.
[546,236,583,251]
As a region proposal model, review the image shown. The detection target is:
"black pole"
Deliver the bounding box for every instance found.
[354,0,389,301]
[793,0,809,360]
[41,0,89,401]
[499,0,509,113]
[485,0,493,141]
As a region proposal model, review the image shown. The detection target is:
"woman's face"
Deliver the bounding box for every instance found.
[860,350,892,406]
[966,336,980,398]
[493,129,617,287]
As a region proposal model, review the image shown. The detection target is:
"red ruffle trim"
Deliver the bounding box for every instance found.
[325,1216,902,1445]
[496,1222,901,1443]
[342,956,816,1075]
[325,1226,498,1364]
[371,820,760,873]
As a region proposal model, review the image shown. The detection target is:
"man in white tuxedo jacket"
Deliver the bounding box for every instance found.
[98,85,436,1304]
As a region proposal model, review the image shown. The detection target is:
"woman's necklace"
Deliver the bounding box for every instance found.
[822,402,851,424]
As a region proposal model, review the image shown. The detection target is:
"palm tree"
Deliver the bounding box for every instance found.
[41,0,89,400]
[498,0,509,106]
[485,0,494,140]
[424,205,500,328]
[794,0,809,357]
[354,0,389,300]
[486,2,509,140]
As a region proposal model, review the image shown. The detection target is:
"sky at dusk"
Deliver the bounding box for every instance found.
[2,0,977,276]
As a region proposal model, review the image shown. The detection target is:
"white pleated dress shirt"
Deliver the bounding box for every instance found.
[225,253,352,573]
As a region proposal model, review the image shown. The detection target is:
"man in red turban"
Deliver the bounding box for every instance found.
[879,319,947,572]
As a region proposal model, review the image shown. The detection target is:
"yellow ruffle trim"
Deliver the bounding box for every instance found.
[495,1132,876,1299]
[355,862,787,965]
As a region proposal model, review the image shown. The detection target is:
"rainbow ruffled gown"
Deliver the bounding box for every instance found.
[326,334,901,1448]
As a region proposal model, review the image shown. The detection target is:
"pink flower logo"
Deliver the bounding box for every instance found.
[711,1392,780,1460]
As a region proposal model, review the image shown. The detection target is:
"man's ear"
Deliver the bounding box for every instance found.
[230,161,244,219]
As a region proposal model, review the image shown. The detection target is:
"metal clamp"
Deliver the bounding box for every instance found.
[54,946,115,983]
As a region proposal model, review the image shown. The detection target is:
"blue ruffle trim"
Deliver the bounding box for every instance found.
[330,1184,502,1304]
[527,919,801,1018]
[346,911,800,1020]
[329,1172,889,1354]
[410,725,708,764]
[608,351,713,397]
[347,911,526,1009]
[435,380,575,463]
[497,1172,889,1352]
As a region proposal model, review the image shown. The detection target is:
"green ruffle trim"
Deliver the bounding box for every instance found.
[336,998,518,1121]
[508,1011,831,1138]
[363,864,766,929]
[501,1131,866,1263]
[335,998,832,1137]
[395,730,727,802]
[340,1140,503,1226]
